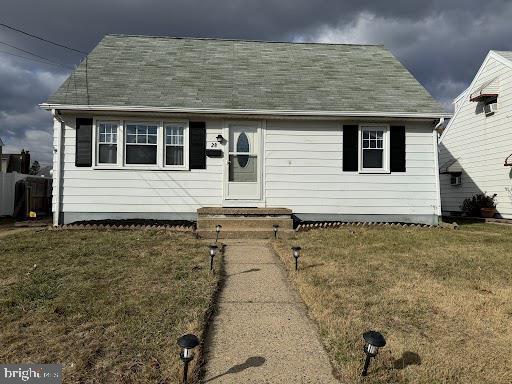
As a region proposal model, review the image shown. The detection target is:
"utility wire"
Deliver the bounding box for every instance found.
[0,50,72,69]
[0,22,87,54]
[0,40,74,69]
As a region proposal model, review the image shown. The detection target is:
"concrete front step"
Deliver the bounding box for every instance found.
[196,228,296,239]
[197,217,293,230]
[197,207,292,216]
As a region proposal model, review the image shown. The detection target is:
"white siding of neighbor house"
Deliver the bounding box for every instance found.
[264,120,439,217]
[439,55,512,218]
[53,114,439,223]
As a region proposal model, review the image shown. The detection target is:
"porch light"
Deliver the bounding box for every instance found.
[209,244,218,271]
[361,330,386,376]
[291,246,301,271]
[272,224,279,239]
[215,224,222,242]
[177,333,200,384]
[216,134,224,143]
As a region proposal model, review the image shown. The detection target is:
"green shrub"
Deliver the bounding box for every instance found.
[461,193,497,216]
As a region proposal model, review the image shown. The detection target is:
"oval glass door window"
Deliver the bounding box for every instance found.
[236,132,250,167]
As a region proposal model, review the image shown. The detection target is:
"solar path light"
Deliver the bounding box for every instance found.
[215,224,222,242]
[209,244,218,271]
[361,330,386,376]
[291,246,301,271]
[177,333,200,384]
[272,224,279,239]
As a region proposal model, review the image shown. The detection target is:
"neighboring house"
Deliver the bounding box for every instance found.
[1,150,30,174]
[35,165,53,178]
[41,35,448,226]
[0,137,3,172]
[439,50,512,218]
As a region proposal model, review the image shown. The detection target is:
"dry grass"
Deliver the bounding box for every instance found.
[0,229,221,383]
[273,223,512,384]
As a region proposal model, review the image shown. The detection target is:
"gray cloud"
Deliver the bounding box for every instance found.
[1,0,512,164]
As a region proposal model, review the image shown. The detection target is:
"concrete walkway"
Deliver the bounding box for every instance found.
[203,240,337,383]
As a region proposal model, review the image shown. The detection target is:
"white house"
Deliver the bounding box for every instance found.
[439,50,512,218]
[41,35,448,226]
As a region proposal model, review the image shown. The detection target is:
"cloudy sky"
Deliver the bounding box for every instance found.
[1,0,511,165]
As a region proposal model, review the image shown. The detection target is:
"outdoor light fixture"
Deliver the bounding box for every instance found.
[361,330,386,376]
[272,224,279,239]
[209,244,218,271]
[177,333,200,384]
[216,134,224,143]
[291,246,301,271]
[215,224,222,242]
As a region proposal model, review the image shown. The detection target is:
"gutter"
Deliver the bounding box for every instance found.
[433,118,444,220]
[52,109,64,226]
[40,103,452,120]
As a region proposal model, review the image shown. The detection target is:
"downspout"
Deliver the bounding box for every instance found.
[52,109,64,226]
[433,118,445,223]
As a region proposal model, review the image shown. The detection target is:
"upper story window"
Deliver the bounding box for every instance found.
[97,122,118,164]
[359,125,390,173]
[125,123,158,165]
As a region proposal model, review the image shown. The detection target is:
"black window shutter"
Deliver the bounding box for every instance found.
[390,126,406,172]
[75,118,93,167]
[343,125,358,171]
[189,122,206,169]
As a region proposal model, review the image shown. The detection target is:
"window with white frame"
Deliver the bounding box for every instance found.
[125,123,158,165]
[360,126,389,172]
[165,124,185,166]
[97,121,118,164]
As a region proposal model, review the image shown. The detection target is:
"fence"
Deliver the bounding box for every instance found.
[14,176,53,219]
[0,172,25,216]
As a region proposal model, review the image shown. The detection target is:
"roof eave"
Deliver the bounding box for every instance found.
[39,103,451,120]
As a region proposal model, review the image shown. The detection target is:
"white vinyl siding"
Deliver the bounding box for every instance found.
[439,55,512,218]
[53,116,223,217]
[53,115,439,223]
[264,120,438,216]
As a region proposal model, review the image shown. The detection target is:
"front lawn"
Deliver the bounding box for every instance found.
[0,230,220,383]
[274,223,512,384]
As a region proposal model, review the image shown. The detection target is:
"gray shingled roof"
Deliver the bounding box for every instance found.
[47,35,445,115]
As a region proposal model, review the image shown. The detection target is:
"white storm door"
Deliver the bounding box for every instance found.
[225,124,261,200]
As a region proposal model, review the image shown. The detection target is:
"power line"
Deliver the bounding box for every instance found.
[0,40,74,69]
[0,50,72,70]
[0,22,87,54]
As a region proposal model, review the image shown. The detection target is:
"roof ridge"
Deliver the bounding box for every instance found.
[104,33,384,47]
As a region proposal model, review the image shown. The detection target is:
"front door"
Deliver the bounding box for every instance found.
[225,122,261,201]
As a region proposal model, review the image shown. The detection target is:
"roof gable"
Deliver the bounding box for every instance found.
[47,35,445,116]
[440,50,512,142]
[494,50,512,64]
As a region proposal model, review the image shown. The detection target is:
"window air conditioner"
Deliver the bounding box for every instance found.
[484,102,498,116]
